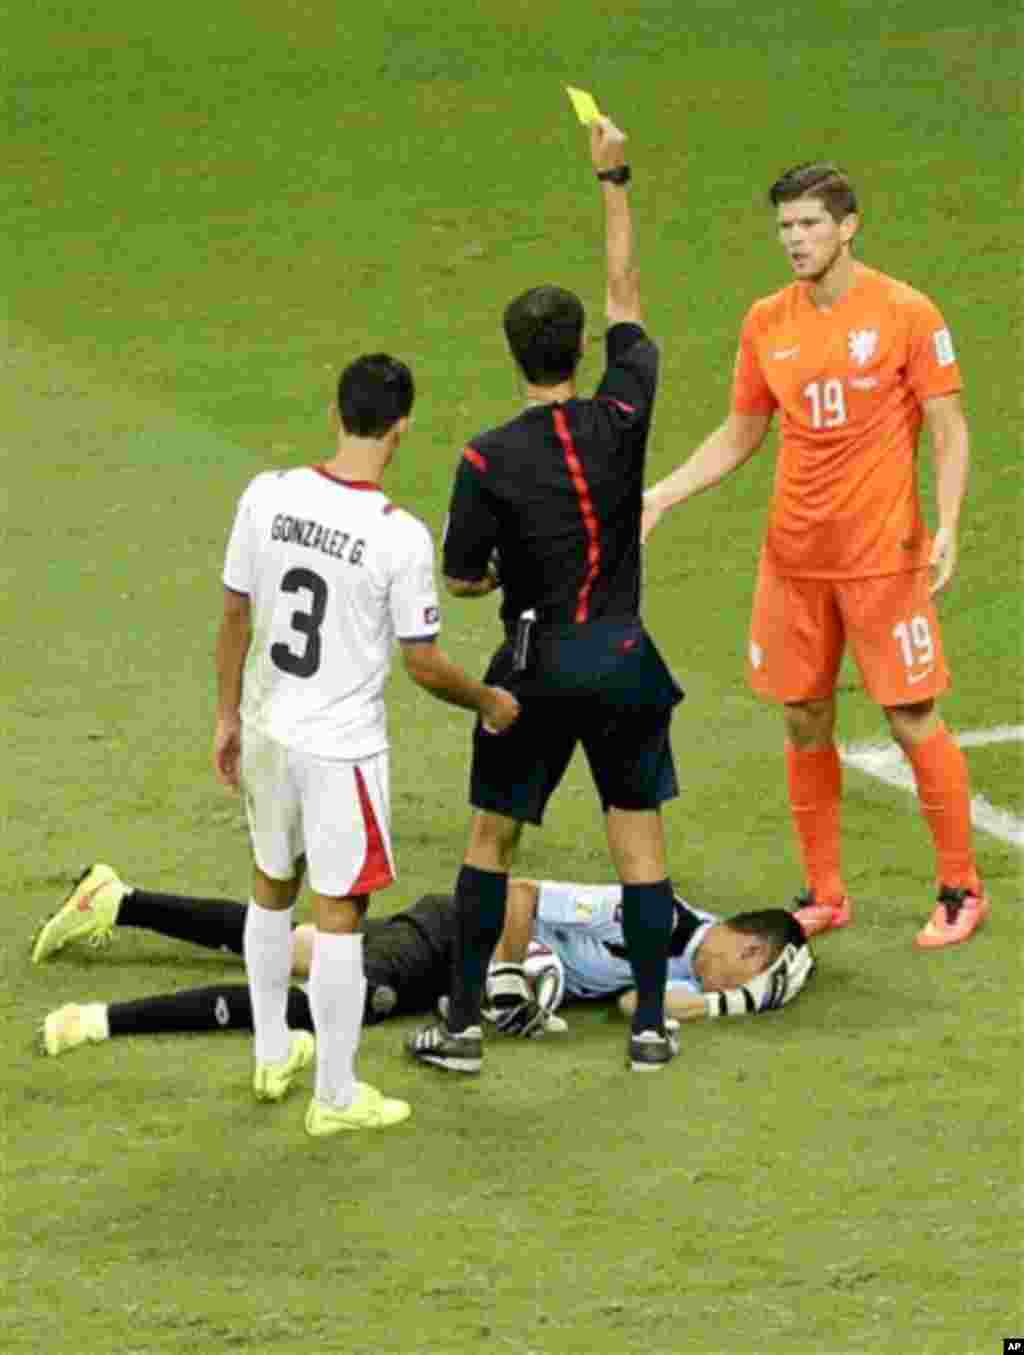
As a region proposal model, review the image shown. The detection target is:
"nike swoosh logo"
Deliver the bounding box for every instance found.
[76,883,103,913]
[907,668,934,685]
[772,346,800,360]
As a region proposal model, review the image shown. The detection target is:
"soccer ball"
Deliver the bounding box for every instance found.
[523,939,566,1014]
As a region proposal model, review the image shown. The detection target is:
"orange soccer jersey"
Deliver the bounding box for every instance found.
[732,264,962,578]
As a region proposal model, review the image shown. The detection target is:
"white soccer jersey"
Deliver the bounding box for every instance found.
[223,465,441,759]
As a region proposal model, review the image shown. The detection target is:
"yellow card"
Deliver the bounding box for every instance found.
[565,85,603,126]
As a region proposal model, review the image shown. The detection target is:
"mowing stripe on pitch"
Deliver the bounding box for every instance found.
[840,725,1023,848]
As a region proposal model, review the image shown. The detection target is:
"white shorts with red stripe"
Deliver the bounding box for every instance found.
[240,728,395,897]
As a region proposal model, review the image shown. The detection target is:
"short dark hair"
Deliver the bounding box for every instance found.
[337,354,414,437]
[724,909,808,962]
[769,162,858,224]
[503,285,585,385]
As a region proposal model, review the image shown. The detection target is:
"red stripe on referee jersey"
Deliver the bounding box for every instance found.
[600,397,636,414]
[463,446,488,472]
[349,766,395,896]
[552,407,601,623]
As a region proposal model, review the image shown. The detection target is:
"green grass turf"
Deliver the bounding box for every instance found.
[964,744,1024,819]
[4,2,1021,1352]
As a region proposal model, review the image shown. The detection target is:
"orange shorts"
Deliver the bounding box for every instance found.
[747,556,950,706]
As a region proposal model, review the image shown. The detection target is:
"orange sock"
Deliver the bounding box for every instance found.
[904,724,979,892]
[785,743,845,906]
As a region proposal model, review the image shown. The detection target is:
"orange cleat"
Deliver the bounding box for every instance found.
[792,889,853,938]
[915,885,990,949]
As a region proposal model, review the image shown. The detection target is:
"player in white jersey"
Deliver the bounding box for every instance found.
[215,353,520,1137]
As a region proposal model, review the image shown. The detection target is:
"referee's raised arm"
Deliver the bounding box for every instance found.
[591,117,641,327]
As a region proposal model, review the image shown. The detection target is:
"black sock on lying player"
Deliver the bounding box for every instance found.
[117,891,248,955]
[106,984,313,1037]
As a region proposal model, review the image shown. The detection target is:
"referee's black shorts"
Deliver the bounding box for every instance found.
[469,619,683,825]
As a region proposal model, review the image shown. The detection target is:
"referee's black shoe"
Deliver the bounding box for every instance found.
[406,1020,483,1075]
[628,1024,679,1072]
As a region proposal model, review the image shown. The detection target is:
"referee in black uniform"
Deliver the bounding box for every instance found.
[407,112,685,1073]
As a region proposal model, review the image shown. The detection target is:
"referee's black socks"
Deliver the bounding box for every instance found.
[620,879,674,1035]
[448,865,508,1033]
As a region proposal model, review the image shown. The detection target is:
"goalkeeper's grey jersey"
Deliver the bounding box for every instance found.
[533,881,715,999]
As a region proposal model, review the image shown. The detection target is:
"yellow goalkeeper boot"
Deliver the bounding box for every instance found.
[31,864,127,963]
[41,1003,110,1056]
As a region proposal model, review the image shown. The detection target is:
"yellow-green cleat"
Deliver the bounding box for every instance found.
[31,865,127,964]
[305,1083,412,1136]
[252,1030,315,1103]
[41,1003,110,1056]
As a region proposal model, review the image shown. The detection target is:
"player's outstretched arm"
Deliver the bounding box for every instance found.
[617,988,710,1023]
[400,639,520,732]
[923,392,970,595]
[617,942,814,1023]
[490,879,540,965]
[589,115,640,326]
[641,411,772,542]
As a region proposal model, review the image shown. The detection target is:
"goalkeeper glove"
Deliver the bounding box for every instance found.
[703,942,814,1019]
[483,963,548,1038]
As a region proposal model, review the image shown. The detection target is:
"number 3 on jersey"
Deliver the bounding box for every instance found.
[271,567,327,678]
[803,378,847,429]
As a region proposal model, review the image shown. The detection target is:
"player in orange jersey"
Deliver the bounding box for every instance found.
[643,162,988,949]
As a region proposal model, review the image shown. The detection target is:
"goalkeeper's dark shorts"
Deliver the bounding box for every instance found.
[469,619,683,826]
[360,892,455,1023]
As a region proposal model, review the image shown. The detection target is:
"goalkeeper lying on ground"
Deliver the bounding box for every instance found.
[34,866,813,1055]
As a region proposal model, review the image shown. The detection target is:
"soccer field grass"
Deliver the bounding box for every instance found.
[4,3,1021,1353]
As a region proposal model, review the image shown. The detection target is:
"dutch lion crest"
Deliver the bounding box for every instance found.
[848,328,879,366]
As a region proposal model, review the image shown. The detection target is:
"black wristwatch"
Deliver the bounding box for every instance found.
[596,165,631,186]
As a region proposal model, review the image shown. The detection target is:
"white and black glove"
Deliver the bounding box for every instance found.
[483,964,562,1038]
[703,942,815,1019]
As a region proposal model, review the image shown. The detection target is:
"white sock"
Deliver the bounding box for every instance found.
[309,931,366,1110]
[243,901,294,1064]
[83,1003,110,1042]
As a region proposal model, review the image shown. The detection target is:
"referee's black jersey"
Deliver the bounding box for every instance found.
[443,322,658,631]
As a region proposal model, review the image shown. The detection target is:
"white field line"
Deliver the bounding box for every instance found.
[841,725,1024,848]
